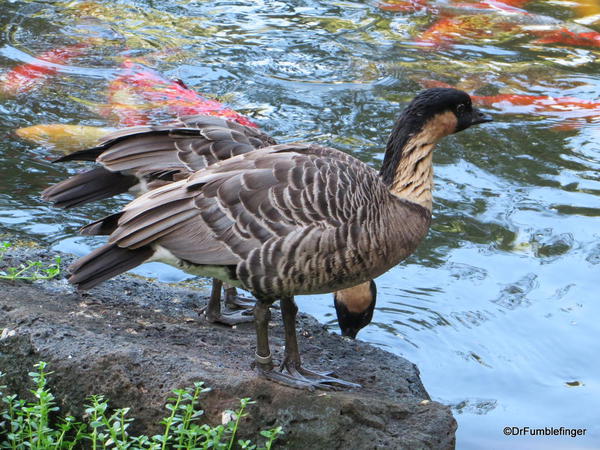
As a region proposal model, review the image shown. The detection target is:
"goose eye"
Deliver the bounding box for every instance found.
[456,104,466,115]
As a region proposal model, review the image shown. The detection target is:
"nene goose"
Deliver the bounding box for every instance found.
[55,88,491,389]
[43,115,376,333]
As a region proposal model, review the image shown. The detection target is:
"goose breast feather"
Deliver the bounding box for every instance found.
[108,143,431,298]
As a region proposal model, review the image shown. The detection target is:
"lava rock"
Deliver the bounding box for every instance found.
[0,247,456,449]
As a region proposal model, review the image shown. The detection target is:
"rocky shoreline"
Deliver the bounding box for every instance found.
[0,247,456,448]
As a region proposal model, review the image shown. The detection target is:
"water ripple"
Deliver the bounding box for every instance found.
[2,0,600,447]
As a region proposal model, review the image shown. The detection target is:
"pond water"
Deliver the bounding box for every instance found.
[1,0,599,447]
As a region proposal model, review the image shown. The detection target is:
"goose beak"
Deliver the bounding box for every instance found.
[471,108,493,125]
[341,327,360,339]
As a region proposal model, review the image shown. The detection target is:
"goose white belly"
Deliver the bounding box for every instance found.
[150,245,243,287]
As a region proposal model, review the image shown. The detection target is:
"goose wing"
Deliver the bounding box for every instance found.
[95,115,276,174]
[107,143,385,296]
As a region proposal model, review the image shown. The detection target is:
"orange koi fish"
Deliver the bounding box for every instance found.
[473,93,600,113]
[0,43,88,96]
[422,80,600,121]
[531,27,600,48]
[416,17,460,47]
[416,6,561,48]
[113,61,257,127]
[416,15,519,47]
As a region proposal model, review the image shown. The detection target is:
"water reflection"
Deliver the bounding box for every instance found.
[1,0,599,447]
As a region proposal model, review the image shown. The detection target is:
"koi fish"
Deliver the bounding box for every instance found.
[378,0,429,13]
[416,15,520,47]
[473,93,600,113]
[573,0,600,18]
[445,0,528,15]
[0,43,88,96]
[379,0,530,14]
[104,76,151,127]
[63,1,214,51]
[531,27,600,48]
[15,124,114,151]
[416,8,560,48]
[111,61,257,127]
[415,2,599,49]
[421,80,600,121]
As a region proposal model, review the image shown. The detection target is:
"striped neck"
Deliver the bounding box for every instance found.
[389,140,435,211]
[380,110,457,211]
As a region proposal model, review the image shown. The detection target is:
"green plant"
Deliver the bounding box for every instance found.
[0,242,61,281]
[0,363,283,449]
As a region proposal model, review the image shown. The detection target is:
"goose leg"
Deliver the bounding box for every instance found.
[202,279,254,326]
[254,298,274,370]
[224,284,256,310]
[255,296,361,391]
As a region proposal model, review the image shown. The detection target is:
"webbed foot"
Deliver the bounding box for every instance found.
[255,355,360,391]
[200,307,255,326]
[224,286,279,310]
[224,294,256,310]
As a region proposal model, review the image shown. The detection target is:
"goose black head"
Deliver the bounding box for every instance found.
[398,88,492,137]
[334,280,377,339]
[413,87,492,132]
[380,88,491,185]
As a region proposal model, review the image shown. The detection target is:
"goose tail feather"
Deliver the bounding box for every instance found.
[69,242,153,290]
[42,167,138,208]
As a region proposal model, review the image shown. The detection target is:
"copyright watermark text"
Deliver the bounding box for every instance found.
[504,426,586,438]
